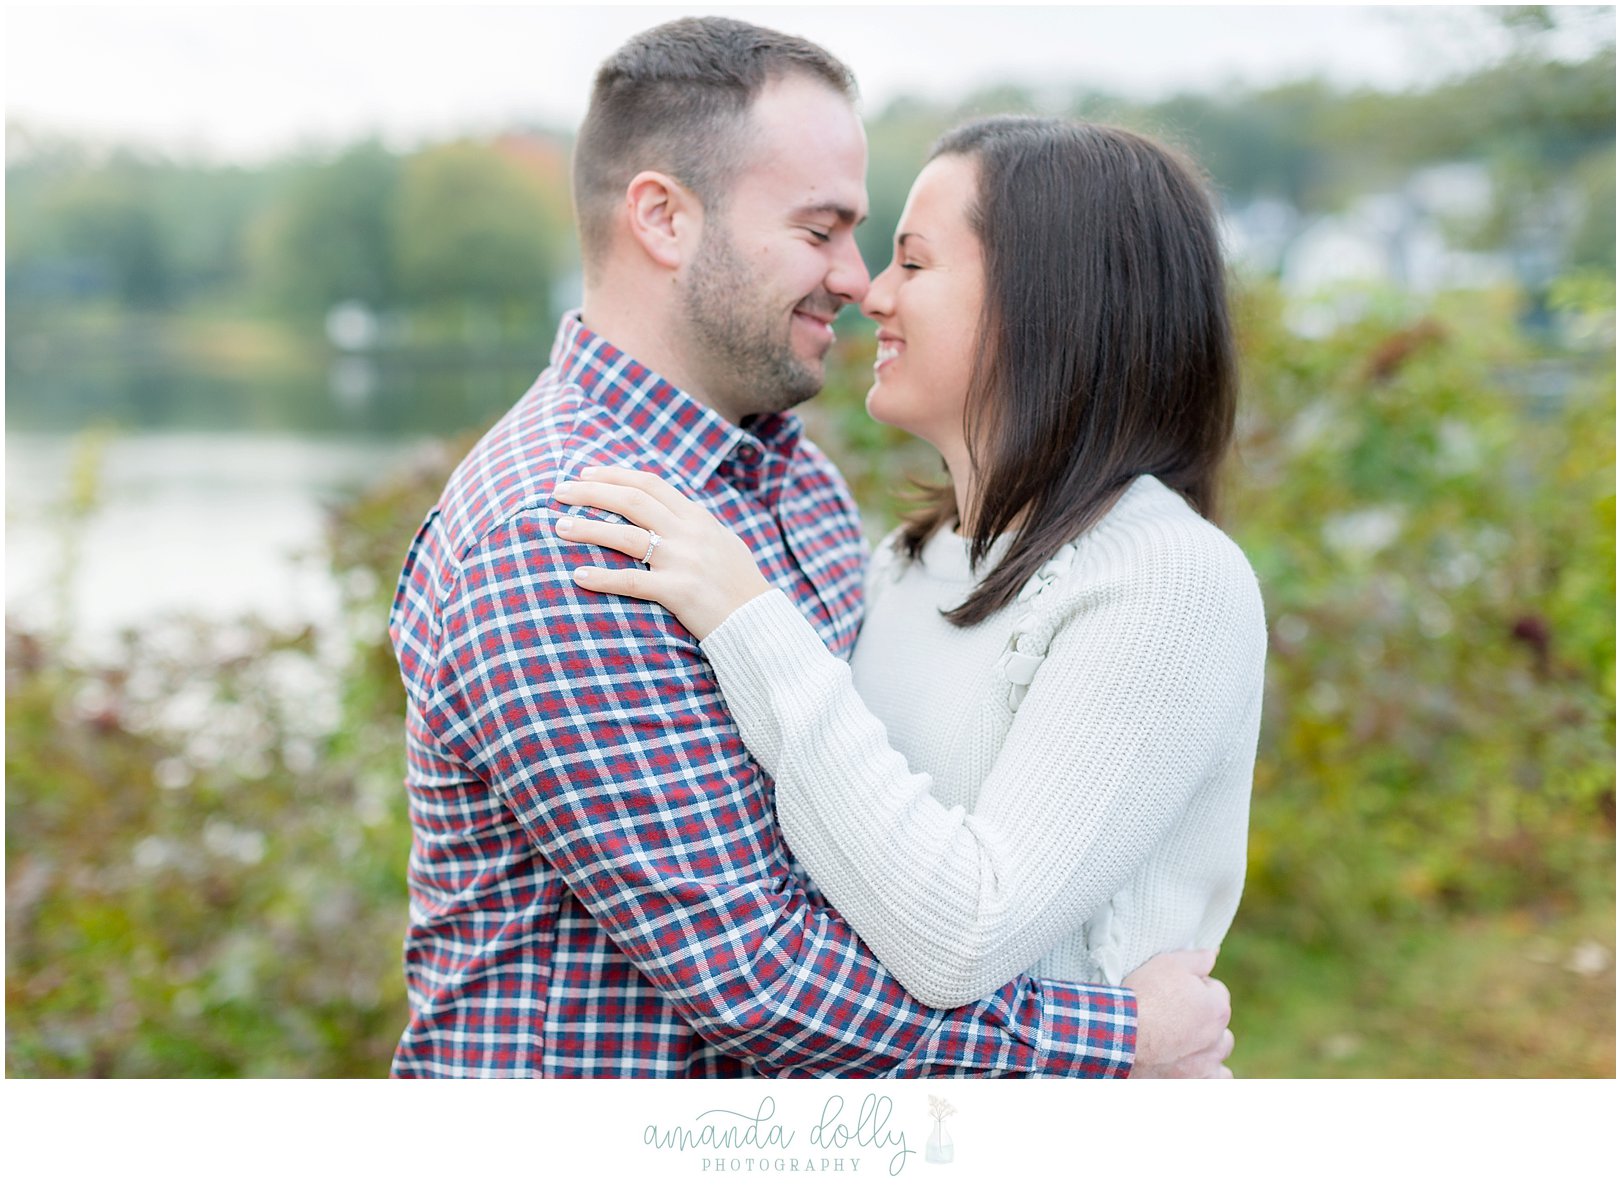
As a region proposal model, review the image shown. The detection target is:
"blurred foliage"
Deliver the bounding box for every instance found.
[1226,282,1614,941]
[6,498,421,1074]
[7,134,573,343]
[7,277,1613,1077]
[393,141,560,323]
[5,618,408,1075]
[248,141,402,319]
[6,15,1614,335]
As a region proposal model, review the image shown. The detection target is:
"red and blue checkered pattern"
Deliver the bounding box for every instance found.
[387,314,1137,1077]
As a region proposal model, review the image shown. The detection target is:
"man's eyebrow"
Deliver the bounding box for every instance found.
[794,201,866,227]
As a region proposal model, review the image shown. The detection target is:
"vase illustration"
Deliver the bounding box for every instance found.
[926,1117,954,1164]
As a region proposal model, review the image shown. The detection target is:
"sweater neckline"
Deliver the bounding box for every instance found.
[919,474,1175,584]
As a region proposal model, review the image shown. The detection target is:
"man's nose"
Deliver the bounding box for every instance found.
[828,235,871,308]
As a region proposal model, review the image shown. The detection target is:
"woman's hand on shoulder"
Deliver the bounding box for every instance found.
[552,466,771,640]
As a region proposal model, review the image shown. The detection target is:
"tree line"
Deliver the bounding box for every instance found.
[6,31,1613,333]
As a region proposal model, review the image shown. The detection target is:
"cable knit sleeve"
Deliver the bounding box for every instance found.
[700,514,1265,1009]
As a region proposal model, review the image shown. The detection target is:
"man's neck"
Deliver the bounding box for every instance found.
[579,295,746,425]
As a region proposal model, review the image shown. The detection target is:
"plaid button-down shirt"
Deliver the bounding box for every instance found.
[387,313,1137,1077]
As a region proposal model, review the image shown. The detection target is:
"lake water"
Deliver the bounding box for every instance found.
[3,346,542,658]
[4,430,437,655]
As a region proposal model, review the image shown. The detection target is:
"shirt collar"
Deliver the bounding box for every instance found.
[549,311,804,497]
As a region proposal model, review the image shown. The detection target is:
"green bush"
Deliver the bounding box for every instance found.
[1223,281,1613,946]
[6,617,410,1075]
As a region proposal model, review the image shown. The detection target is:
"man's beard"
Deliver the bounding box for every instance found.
[681,222,828,417]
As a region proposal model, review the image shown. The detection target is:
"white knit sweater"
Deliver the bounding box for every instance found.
[701,474,1266,1009]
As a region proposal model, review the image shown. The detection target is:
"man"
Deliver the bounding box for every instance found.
[389,16,1232,1077]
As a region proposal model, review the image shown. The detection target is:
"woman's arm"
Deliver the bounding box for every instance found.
[553,467,1265,1009]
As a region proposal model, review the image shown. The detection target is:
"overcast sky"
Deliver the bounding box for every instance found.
[6,3,1615,163]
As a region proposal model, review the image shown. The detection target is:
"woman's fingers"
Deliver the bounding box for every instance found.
[553,479,676,533]
[557,472,773,639]
[578,465,692,507]
[554,514,653,563]
[573,466,719,527]
[570,562,662,602]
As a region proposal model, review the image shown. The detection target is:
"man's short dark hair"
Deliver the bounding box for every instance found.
[572,16,857,275]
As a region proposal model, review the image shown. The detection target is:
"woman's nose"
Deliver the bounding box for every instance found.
[862,262,898,320]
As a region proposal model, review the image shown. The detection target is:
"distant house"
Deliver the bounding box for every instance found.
[1223,163,1520,336]
[1220,195,1302,277]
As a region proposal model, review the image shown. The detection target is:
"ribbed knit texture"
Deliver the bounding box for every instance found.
[701,474,1266,1009]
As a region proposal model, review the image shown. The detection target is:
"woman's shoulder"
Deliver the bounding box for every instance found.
[995,478,1264,709]
[1050,476,1266,634]
[1097,475,1256,573]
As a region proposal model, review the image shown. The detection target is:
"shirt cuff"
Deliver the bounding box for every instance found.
[1044,981,1137,1078]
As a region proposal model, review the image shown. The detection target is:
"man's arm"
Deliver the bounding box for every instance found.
[417,511,1136,1077]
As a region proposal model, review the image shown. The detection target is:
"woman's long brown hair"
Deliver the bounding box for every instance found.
[897,117,1237,627]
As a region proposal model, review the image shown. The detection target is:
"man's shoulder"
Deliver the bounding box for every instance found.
[431,369,673,573]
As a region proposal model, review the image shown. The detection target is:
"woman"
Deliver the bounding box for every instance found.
[551,117,1266,1009]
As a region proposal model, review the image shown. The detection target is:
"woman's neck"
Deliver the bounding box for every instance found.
[946,449,1030,539]
[941,438,977,534]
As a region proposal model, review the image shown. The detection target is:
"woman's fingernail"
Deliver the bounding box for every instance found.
[579,466,600,478]
[573,566,598,579]
[556,516,574,533]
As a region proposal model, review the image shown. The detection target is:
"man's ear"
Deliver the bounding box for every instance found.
[623,171,702,272]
